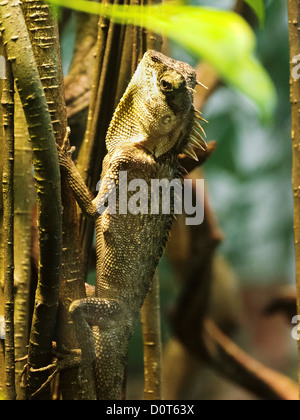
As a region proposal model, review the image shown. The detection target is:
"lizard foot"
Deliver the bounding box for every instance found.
[57,127,76,169]
[29,348,82,398]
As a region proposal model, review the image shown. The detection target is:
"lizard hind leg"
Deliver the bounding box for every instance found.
[69,297,132,399]
[69,297,123,363]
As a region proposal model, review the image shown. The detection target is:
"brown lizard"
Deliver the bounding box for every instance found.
[57,50,207,399]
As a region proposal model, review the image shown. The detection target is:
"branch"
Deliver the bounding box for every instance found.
[168,169,297,400]
[141,270,162,400]
[2,57,15,401]
[13,89,33,400]
[201,319,298,401]
[0,39,5,400]
[287,0,300,399]
[64,12,99,121]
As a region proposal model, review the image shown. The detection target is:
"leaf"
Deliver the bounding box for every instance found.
[46,0,276,119]
[243,0,265,28]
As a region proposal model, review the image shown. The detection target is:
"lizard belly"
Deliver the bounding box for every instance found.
[96,211,173,306]
[95,146,177,305]
[92,150,177,399]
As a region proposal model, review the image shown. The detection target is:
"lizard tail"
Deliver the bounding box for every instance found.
[93,321,134,400]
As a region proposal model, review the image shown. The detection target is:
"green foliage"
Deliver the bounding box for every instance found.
[203,0,292,283]
[46,0,276,120]
[243,0,265,27]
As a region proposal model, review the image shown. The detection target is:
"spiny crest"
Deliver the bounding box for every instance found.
[182,107,208,161]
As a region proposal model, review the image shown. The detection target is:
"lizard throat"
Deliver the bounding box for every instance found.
[138,134,179,158]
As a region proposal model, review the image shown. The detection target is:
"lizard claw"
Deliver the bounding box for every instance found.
[57,127,75,154]
[62,126,71,151]
[57,127,76,168]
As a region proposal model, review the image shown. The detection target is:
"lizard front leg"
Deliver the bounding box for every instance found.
[57,128,99,219]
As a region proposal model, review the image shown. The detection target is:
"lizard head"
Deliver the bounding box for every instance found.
[106,50,207,160]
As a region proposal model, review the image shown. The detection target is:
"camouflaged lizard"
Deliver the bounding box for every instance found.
[57,50,207,400]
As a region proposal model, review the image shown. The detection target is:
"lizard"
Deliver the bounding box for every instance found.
[57,50,207,400]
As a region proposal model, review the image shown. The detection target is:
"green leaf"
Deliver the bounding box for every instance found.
[243,0,265,28]
[46,0,276,119]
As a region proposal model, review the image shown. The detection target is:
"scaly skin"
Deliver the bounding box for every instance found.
[58,50,207,399]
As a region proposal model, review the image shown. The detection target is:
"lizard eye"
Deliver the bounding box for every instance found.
[160,79,173,92]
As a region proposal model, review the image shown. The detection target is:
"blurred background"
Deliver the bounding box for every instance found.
[60,0,296,400]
